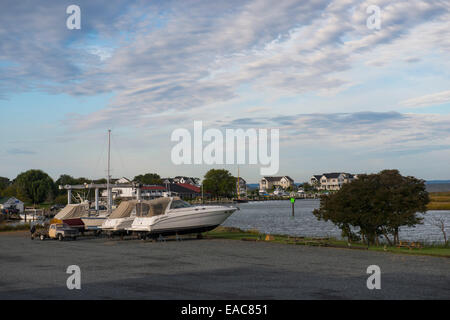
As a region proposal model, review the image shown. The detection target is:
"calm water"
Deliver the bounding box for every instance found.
[223,200,450,244]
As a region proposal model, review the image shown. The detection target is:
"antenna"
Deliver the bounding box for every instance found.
[107,129,111,214]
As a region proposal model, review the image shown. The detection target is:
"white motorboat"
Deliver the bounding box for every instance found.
[19,214,40,221]
[128,197,237,236]
[81,215,108,230]
[101,200,138,233]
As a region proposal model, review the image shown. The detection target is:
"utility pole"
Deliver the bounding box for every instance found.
[237,166,240,200]
[201,182,204,204]
[107,129,112,214]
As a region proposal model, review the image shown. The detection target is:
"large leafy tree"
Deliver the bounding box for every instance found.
[0,177,10,191]
[14,170,56,204]
[203,169,236,199]
[133,173,162,185]
[55,174,92,195]
[313,170,429,246]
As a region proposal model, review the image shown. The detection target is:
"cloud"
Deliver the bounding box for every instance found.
[399,90,450,108]
[7,148,36,155]
[219,111,450,155]
[0,0,449,129]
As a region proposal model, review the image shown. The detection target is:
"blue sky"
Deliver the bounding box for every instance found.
[1,0,450,183]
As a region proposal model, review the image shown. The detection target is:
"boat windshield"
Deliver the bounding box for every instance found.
[170,199,193,209]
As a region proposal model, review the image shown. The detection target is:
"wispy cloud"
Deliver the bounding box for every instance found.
[219,111,450,155]
[1,0,449,129]
[7,148,36,155]
[399,90,450,108]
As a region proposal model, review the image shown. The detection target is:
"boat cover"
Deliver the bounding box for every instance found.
[137,198,171,217]
[108,200,137,219]
[54,204,88,220]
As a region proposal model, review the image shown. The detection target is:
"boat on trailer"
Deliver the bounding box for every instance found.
[51,203,89,231]
[101,200,138,236]
[127,197,237,239]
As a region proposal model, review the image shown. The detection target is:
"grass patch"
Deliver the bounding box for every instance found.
[0,223,30,232]
[205,227,450,258]
[427,192,450,210]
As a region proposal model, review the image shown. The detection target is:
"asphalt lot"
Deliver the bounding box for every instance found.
[0,231,449,299]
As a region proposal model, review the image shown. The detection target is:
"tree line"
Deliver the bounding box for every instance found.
[0,169,239,204]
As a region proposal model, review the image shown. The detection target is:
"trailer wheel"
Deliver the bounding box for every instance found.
[58,234,63,241]
[40,234,45,241]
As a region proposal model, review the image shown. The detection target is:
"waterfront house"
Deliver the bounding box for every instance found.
[0,197,24,213]
[168,183,202,200]
[140,185,166,199]
[259,176,294,191]
[310,175,323,188]
[310,173,357,191]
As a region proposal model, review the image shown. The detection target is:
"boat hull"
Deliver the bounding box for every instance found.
[81,217,107,230]
[101,217,135,231]
[130,206,236,235]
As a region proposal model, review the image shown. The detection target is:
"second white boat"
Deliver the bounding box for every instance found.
[127,197,237,237]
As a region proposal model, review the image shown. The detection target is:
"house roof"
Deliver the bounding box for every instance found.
[0,197,22,204]
[321,173,343,179]
[176,183,201,193]
[312,175,322,180]
[262,176,283,182]
[262,176,293,182]
[116,177,131,184]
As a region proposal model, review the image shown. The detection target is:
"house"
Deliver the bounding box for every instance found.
[164,177,200,186]
[310,175,323,188]
[259,176,294,191]
[310,173,357,191]
[115,177,131,184]
[162,178,174,185]
[0,197,25,213]
[236,177,247,196]
[168,183,203,200]
[140,185,167,199]
[102,177,134,199]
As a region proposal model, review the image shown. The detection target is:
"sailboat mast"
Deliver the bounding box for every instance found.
[237,166,240,200]
[107,129,111,214]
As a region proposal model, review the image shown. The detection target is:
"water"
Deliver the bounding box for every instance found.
[223,200,450,244]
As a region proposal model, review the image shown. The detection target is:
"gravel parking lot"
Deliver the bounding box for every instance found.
[0,231,449,299]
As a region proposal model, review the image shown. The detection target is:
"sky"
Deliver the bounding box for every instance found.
[0,0,449,183]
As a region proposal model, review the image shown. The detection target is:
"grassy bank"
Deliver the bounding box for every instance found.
[427,192,450,210]
[0,223,30,232]
[205,227,450,258]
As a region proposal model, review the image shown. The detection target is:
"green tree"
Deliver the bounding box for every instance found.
[301,182,315,192]
[54,194,68,205]
[203,169,235,199]
[55,175,92,195]
[0,177,10,191]
[313,170,429,246]
[1,184,18,198]
[133,173,162,185]
[14,170,56,204]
